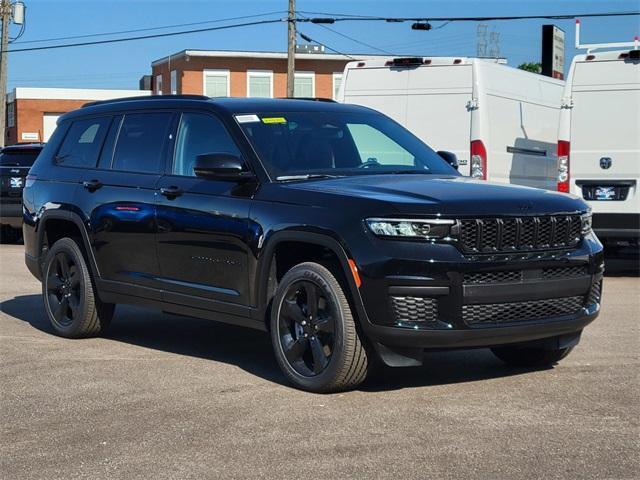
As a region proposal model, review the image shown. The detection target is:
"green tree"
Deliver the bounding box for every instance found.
[517,62,542,74]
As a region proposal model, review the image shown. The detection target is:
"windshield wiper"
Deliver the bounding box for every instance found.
[276,174,343,182]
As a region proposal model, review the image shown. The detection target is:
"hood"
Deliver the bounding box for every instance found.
[282,174,587,216]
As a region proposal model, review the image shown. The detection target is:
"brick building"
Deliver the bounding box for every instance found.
[151,50,379,99]
[5,87,150,145]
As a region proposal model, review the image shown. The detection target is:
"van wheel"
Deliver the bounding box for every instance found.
[42,237,114,338]
[270,262,369,393]
[490,345,574,367]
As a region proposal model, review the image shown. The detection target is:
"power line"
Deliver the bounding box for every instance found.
[14,10,285,45]
[295,11,640,23]
[7,18,285,53]
[297,13,395,55]
[297,31,356,59]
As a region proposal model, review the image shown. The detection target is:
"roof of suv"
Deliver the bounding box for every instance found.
[1,143,45,153]
[65,96,372,122]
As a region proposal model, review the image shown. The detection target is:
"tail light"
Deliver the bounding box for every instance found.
[25,174,37,188]
[557,140,570,192]
[470,140,487,180]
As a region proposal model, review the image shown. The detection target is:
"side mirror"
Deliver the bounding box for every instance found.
[193,153,254,181]
[437,150,459,170]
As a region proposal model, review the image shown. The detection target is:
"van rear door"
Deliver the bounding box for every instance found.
[569,59,640,222]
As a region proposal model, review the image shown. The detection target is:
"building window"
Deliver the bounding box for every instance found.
[294,72,315,98]
[333,73,343,100]
[7,102,15,128]
[203,69,230,97]
[170,70,178,95]
[247,70,273,98]
[156,75,163,95]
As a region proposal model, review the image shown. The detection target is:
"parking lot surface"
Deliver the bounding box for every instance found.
[1,244,638,479]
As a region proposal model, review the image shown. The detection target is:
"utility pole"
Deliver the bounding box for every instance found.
[286,0,295,98]
[0,0,11,147]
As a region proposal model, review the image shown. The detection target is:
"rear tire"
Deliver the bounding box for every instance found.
[270,262,369,393]
[491,345,573,367]
[42,237,114,338]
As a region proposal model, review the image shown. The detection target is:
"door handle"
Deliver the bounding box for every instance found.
[159,186,183,198]
[82,179,103,191]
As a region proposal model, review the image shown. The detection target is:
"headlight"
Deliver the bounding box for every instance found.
[580,212,592,235]
[366,218,455,239]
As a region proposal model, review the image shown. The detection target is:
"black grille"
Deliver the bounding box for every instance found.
[463,296,584,326]
[464,270,522,284]
[542,265,589,279]
[391,296,437,323]
[459,215,582,253]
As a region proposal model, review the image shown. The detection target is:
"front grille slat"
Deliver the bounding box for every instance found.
[463,296,584,326]
[459,215,582,253]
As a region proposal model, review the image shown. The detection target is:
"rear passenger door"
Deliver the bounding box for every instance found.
[76,111,175,297]
[155,111,253,315]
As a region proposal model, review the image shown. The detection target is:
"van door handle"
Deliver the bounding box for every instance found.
[159,186,183,199]
[82,179,102,191]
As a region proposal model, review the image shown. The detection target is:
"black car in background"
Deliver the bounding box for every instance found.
[1,143,44,242]
[22,96,604,392]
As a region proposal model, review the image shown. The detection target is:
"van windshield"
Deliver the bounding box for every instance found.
[236,111,457,180]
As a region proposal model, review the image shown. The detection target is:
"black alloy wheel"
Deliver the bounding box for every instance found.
[45,250,81,328]
[270,262,369,393]
[42,237,114,338]
[278,280,336,376]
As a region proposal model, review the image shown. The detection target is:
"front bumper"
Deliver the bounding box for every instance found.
[354,232,604,355]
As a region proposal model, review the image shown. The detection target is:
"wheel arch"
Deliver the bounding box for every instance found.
[254,231,367,329]
[36,210,100,280]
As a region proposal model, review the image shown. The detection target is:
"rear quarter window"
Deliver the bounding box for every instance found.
[55,117,112,168]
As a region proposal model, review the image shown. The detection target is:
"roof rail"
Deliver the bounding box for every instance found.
[575,19,639,53]
[82,94,210,108]
[278,97,337,103]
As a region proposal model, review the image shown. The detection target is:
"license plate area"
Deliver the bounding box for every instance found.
[10,176,24,189]
[580,183,631,201]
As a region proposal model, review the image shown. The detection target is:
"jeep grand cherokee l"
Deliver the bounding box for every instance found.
[23,96,603,392]
[1,143,43,241]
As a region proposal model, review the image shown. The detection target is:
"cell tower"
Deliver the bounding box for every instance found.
[477,24,488,57]
[488,30,501,58]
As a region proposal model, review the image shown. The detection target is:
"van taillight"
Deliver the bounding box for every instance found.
[557,140,570,192]
[25,174,37,188]
[470,140,487,180]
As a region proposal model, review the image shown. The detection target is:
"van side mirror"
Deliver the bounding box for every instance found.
[437,150,459,170]
[193,153,255,181]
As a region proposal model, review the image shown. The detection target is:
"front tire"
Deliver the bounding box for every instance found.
[270,262,369,393]
[42,237,114,338]
[491,345,574,367]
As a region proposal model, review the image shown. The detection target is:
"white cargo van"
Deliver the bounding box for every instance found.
[556,27,639,246]
[338,57,565,190]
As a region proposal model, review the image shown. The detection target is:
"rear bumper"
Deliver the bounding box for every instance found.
[0,202,22,227]
[593,213,640,239]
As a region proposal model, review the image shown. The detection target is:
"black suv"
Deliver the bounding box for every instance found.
[23,96,603,392]
[1,143,44,241]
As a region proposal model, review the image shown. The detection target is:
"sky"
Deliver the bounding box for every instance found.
[6,0,640,91]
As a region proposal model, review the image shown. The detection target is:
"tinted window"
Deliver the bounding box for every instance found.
[173,113,240,176]
[112,113,173,173]
[0,149,42,166]
[238,111,457,178]
[56,117,111,167]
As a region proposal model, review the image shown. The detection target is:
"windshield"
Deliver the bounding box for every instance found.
[236,111,458,179]
[0,149,41,167]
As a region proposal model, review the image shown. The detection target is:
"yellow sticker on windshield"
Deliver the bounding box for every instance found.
[261,117,287,124]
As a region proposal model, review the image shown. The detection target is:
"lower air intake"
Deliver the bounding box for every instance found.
[391,296,437,323]
[463,296,584,326]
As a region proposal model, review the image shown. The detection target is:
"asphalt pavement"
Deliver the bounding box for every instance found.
[1,244,638,479]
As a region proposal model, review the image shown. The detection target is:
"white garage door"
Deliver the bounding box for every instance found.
[42,113,62,142]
